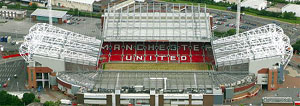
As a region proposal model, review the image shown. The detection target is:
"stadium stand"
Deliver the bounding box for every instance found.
[57,71,253,94]
[100,42,213,63]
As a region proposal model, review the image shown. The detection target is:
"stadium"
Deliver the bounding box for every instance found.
[18,2,293,106]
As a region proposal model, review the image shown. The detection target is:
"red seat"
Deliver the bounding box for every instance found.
[157,55,168,62]
[123,55,134,62]
[110,55,122,61]
[191,42,203,55]
[169,55,178,62]
[178,42,190,55]
[136,42,145,54]
[191,55,204,62]
[101,42,110,55]
[157,42,168,55]
[180,55,191,63]
[145,42,156,55]
[111,42,123,55]
[135,54,145,61]
[169,42,178,55]
[124,42,135,54]
[145,55,156,62]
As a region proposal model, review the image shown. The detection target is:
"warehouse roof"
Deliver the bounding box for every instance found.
[282,4,300,11]
[282,4,300,17]
[31,9,67,18]
[67,0,95,5]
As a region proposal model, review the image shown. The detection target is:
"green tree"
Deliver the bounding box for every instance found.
[292,40,300,54]
[22,93,35,105]
[43,100,61,106]
[74,8,79,16]
[30,3,38,10]
[282,11,296,20]
[0,90,23,105]
[227,29,236,35]
[15,2,20,9]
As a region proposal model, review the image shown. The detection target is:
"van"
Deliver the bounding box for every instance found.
[60,99,72,105]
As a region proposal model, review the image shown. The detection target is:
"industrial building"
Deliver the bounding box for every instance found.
[51,0,95,12]
[0,7,27,20]
[31,9,67,24]
[241,0,267,10]
[282,4,300,17]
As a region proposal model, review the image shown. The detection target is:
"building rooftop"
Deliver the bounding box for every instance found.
[67,0,95,5]
[102,3,211,42]
[31,9,67,18]
[57,71,254,93]
[19,23,102,66]
[262,97,293,103]
[282,4,300,11]
[0,8,26,14]
[212,24,293,68]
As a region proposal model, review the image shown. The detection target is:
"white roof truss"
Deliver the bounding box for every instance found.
[213,24,293,68]
[19,23,102,66]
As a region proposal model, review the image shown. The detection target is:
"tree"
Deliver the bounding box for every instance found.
[29,3,38,10]
[292,40,300,54]
[282,11,296,20]
[74,8,79,16]
[0,90,23,105]
[227,29,236,35]
[22,93,35,105]
[15,2,20,9]
[43,100,61,106]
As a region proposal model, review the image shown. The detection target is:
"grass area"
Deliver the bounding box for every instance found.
[104,63,211,71]
[160,0,300,24]
[244,11,300,24]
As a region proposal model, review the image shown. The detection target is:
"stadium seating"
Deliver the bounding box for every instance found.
[100,42,214,63]
[111,42,123,55]
[123,42,135,55]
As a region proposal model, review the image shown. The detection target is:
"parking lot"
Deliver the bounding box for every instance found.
[0,16,101,38]
[0,59,27,91]
[209,8,300,44]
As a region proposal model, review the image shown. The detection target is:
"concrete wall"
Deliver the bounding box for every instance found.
[32,56,65,72]
[52,0,93,12]
[249,57,281,75]
[257,73,268,85]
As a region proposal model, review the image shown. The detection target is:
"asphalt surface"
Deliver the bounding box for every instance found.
[0,16,101,38]
[209,9,300,44]
[0,58,28,92]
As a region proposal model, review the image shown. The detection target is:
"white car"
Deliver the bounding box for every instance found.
[212,26,217,30]
[0,45,3,51]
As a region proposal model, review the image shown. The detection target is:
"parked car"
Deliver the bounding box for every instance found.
[212,26,217,30]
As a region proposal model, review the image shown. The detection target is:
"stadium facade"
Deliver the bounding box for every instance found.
[19,2,293,106]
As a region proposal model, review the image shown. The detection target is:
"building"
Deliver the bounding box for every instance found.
[285,0,300,2]
[262,97,294,106]
[282,4,300,17]
[76,92,224,105]
[241,0,267,10]
[257,68,279,91]
[0,7,27,20]
[51,0,95,12]
[31,9,67,24]
[18,2,294,105]
[213,24,293,76]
